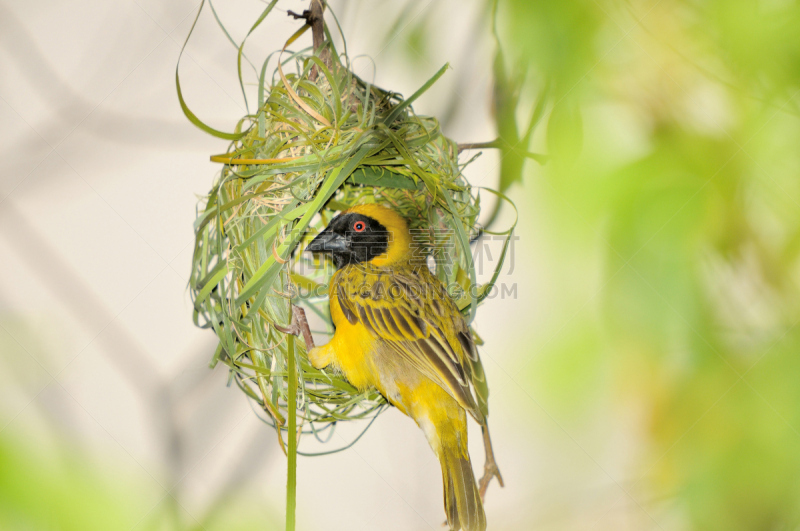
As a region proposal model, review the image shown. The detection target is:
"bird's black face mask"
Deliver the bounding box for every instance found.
[306,213,389,269]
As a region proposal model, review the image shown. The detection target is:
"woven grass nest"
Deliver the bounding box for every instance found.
[186,3,513,455]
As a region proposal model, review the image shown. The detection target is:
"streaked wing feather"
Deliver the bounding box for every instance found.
[335,266,485,422]
[337,284,358,325]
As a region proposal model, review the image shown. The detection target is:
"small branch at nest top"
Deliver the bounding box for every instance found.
[458,138,548,164]
[458,140,502,152]
[287,0,331,81]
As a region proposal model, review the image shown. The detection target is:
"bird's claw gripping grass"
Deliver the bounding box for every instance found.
[478,460,504,502]
[274,305,315,350]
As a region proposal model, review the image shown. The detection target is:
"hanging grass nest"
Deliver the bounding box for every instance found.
[186,5,512,454]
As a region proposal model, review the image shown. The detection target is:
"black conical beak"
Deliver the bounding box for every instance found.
[306,229,348,253]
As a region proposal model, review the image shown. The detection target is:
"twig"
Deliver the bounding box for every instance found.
[458,138,548,164]
[287,0,330,81]
[309,0,325,54]
[457,140,501,152]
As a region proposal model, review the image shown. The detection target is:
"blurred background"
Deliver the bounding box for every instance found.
[2,0,800,529]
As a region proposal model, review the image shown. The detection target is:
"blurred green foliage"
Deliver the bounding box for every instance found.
[501,0,800,528]
[0,435,142,530]
[0,433,278,530]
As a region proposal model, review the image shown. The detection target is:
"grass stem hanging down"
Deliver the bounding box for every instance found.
[286,334,297,531]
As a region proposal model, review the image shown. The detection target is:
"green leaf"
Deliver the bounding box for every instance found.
[383,63,449,126]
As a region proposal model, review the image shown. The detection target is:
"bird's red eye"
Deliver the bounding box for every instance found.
[353,221,366,232]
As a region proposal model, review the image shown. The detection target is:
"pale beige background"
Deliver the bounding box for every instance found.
[0,1,646,530]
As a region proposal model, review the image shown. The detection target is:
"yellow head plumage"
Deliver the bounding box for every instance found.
[342,204,413,267]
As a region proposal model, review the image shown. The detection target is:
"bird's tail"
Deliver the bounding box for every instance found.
[439,438,486,531]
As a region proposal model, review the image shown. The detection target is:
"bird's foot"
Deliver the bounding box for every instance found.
[478,423,504,502]
[273,320,300,336]
[478,459,504,502]
[273,305,315,349]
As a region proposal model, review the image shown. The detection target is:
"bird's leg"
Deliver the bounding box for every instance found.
[274,305,334,369]
[478,422,504,501]
[274,304,315,350]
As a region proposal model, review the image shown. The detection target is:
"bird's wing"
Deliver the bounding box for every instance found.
[334,265,486,423]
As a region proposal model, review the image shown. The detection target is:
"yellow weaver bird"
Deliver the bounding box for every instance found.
[304,204,503,531]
